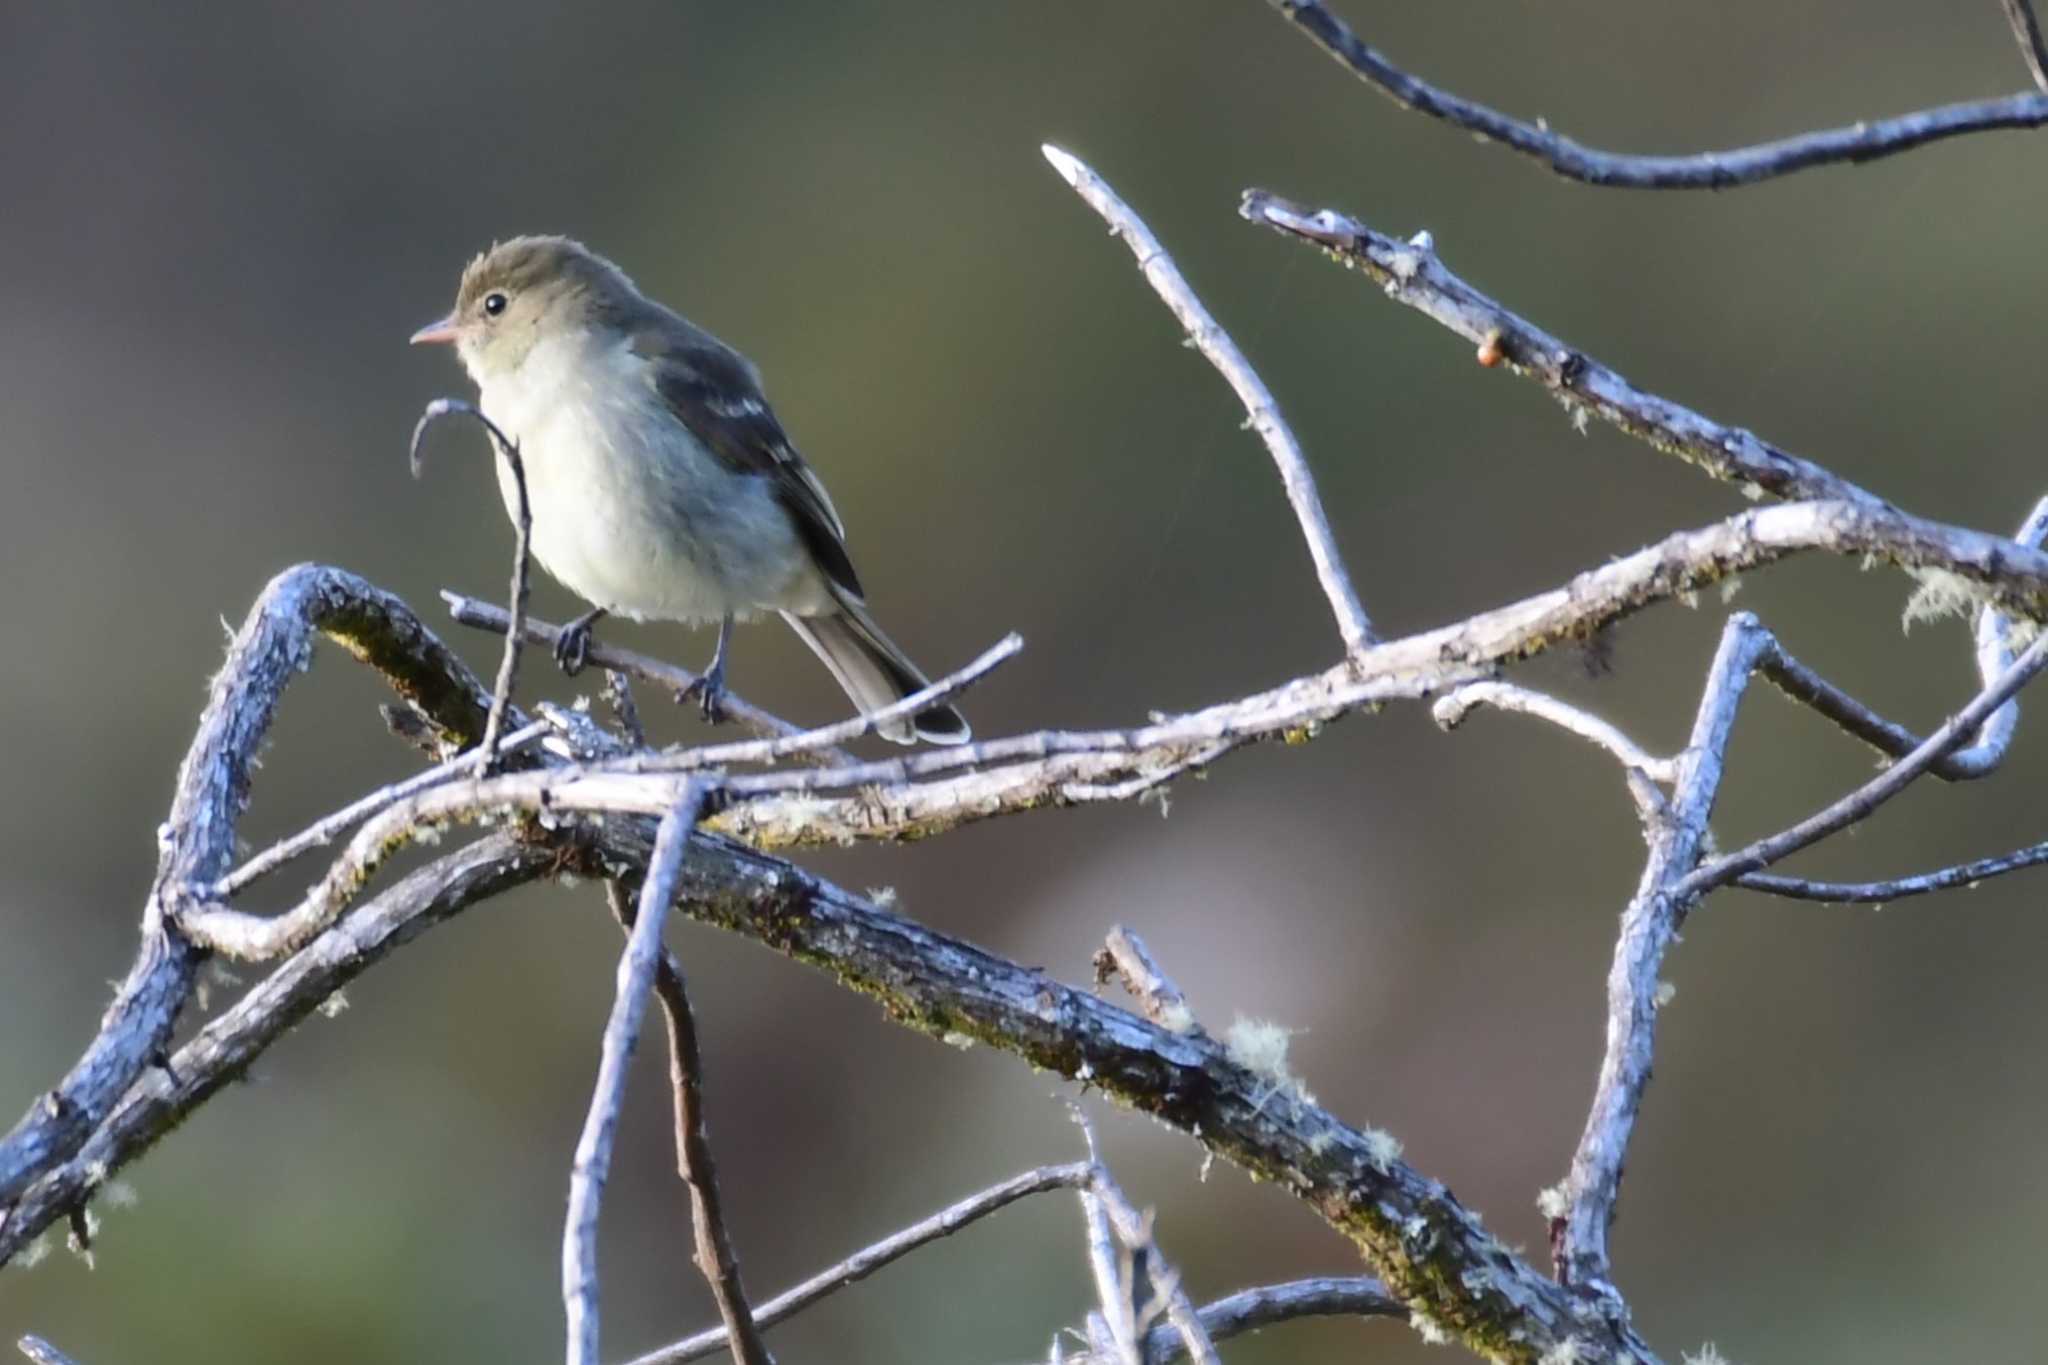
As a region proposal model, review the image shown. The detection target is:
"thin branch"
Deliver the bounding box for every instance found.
[604,885,773,1365]
[1764,495,2048,780]
[1064,1277,1402,1365]
[1263,0,2048,187]
[0,834,550,1264]
[625,1163,1096,1365]
[1079,1131,1223,1365]
[1042,144,1375,653]
[566,786,711,1365]
[1738,839,2048,903]
[1435,493,2048,792]
[639,633,1024,770]
[1432,682,1678,785]
[209,718,551,898]
[0,564,509,1208]
[1680,629,2048,900]
[411,399,530,762]
[161,500,2048,965]
[1241,190,1886,508]
[444,592,825,753]
[1078,1180,1143,1365]
[2003,0,2048,93]
[1095,927,1202,1035]
[1557,614,1768,1291]
[3,804,1663,1363]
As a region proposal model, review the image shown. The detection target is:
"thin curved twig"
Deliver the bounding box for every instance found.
[1433,682,1678,785]
[633,632,1024,770]
[1263,0,2048,188]
[210,718,551,898]
[624,1163,1098,1365]
[1042,144,1374,653]
[1738,839,2048,903]
[443,591,839,756]
[1679,630,2048,901]
[412,398,530,763]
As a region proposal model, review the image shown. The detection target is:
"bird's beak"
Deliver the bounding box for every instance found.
[410,315,459,345]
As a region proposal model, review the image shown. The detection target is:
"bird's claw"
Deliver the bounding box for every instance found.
[554,621,594,676]
[677,670,727,725]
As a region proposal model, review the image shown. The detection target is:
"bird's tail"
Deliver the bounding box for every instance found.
[781,605,971,746]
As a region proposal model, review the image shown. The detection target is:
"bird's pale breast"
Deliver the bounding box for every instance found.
[478,332,826,623]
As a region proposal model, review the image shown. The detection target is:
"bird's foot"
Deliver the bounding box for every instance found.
[553,610,604,676]
[676,663,728,725]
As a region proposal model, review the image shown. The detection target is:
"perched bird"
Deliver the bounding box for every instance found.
[411,236,969,745]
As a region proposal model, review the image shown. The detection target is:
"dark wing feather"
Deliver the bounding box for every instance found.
[631,317,865,602]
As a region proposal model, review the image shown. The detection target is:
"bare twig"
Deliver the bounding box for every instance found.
[4,784,1663,1362]
[565,785,710,1365]
[444,592,824,753]
[1065,1276,1402,1365]
[16,1338,83,1365]
[1078,1180,1144,1365]
[1764,495,2048,781]
[411,398,530,762]
[209,718,551,898]
[1263,0,2048,187]
[1738,839,2048,903]
[1079,1130,1223,1365]
[0,834,551,1264]
[1432,683,1678,785]
[626,1163,1097,1365]
[2003,0,2048,92]
[0,564,507,1208]
[604,885,774,1365]
[1434,491,2048,793]
[1241,191,1886,509]
[1095,927,1202,1035]
[636,632,1024,770]
[1556,605,2048,1289]
[1042,144,1374,653]
[1680,629,2048,900]
[1557,614,1768,1291]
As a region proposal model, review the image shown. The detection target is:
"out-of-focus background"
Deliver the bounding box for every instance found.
[5,3,2047,1361]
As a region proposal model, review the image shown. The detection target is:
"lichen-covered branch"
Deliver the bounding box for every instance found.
[0,834,551,1264]
[0,564,511,1209]
[1556,615,1767,1292]
[1241,190,1886,507]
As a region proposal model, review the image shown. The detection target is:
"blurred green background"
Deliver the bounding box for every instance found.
[5,3,2048,1361]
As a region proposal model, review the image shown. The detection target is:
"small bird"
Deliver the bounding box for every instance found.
[411,236,969,745]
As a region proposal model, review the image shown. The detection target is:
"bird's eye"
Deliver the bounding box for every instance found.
[482,292,508,317]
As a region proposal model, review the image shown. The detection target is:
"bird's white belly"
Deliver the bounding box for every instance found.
[479,347,820,624]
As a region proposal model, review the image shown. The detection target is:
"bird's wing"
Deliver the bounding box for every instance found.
[630,316,864,602]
